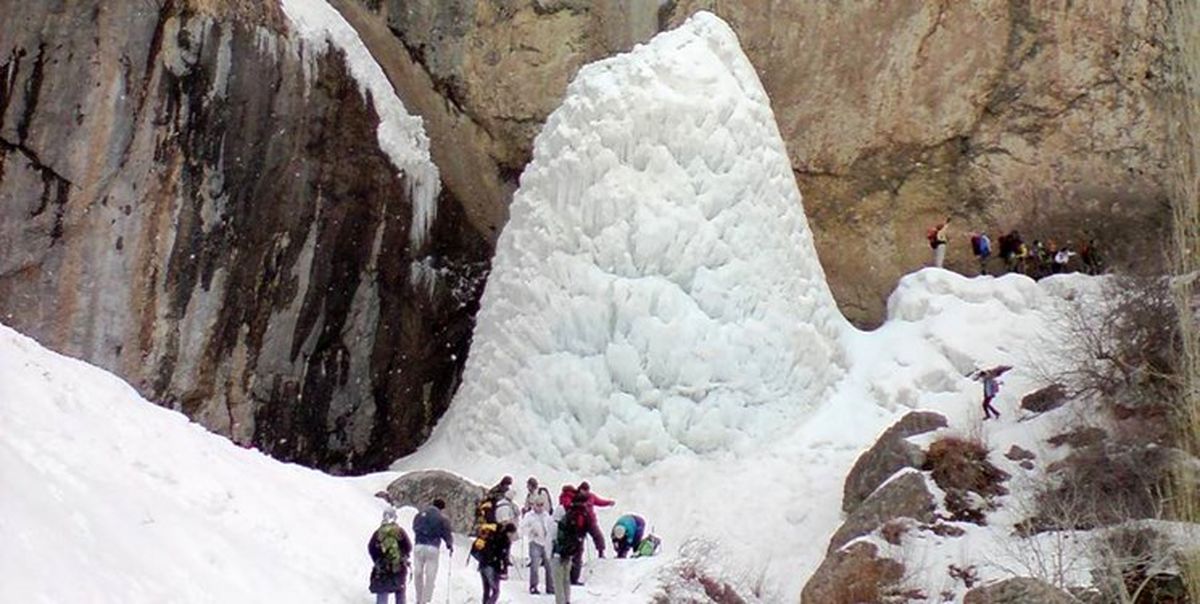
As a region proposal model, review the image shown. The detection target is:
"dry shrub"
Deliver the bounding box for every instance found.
[1092,526,1191,604]
[923,436,1010,524]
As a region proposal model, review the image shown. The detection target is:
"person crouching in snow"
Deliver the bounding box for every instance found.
[611,514,646,559]
[982,372,1002,420]
[520,498,556,595]
[477,523,517,604]
[369,507,412,604]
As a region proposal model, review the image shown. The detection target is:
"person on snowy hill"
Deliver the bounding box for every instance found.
[476,523,517,604]
[369,507,412,604]
[982,372,1003,420]
[412,499,453,604]
[520,498,556,595]
[970,231,992,275]
[577,481,613,560]
[552,493,597,603]
[610,514,646,559]
[523,476,553,516]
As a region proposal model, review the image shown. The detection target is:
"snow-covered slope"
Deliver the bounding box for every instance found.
[419,12,851,474]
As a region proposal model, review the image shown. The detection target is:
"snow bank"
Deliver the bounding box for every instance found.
[0,325,385,603]
[279,0,440,250]
[421,12,851,473]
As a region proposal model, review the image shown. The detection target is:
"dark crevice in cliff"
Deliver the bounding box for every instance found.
[15,42,47,144]
[0,136,73,245]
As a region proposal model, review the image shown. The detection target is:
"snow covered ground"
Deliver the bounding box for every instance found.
[2,8,1116,604]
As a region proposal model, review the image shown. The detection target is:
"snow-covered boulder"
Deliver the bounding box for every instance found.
[382,470,485,534]
[421,11,851,472]
[828,469,937,554]
[842,411,947,514]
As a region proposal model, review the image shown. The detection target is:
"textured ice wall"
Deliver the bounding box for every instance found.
[430,12,851,472]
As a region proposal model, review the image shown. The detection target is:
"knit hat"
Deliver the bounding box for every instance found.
[382,507,397,523]
[613,524,626,539]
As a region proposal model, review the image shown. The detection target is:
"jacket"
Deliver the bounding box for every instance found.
[520,509,555,551]
[412,505,453,549]
[368,523,411,593]
[477,530,513,572]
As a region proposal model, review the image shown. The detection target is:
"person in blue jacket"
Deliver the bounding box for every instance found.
[610,514,646,559]
[412,499,454,604]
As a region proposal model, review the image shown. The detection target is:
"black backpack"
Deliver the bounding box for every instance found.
[553,510,585,557]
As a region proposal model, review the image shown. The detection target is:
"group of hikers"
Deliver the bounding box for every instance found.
[926,218,1104,278]
[367,475,659,604]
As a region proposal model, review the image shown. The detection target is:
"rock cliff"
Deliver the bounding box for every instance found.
[0,0,488,472]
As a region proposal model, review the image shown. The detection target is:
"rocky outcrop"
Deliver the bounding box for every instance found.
[828,469,937,554]
[843,411,947,513]
[801,542,906,604]
[353,0,1175,326]
[0,0,489,473]
[964,577,1078,604]
[1022,383,1069,413]
[382,469,485,533]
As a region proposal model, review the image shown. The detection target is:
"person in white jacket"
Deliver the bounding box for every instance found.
[520,499,556,595]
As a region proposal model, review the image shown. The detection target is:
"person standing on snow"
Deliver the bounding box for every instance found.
[411,499,453,604]
[970,231,992,275]
[523,476,553,516]
[552,492,597,603]
[369,507,412,604]
[477,523,517,604]
[982,372,1003,420]
[577,481,614,561]
[520,498,556,595]
[610,514,646,559]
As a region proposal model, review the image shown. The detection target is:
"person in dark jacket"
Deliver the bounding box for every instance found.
[477,523,517,604]
[552,493,597,604]
[369,508,412,604]
[412,499,453,604]
[610,514,646,559]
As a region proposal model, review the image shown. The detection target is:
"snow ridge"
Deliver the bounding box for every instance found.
[423,12,851,473]
[278,0,439,251]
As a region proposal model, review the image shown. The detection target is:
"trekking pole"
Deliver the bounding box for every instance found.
[446,548,453,604]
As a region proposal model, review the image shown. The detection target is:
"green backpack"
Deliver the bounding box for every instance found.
[377,524,406,572]
[634,534,661,558]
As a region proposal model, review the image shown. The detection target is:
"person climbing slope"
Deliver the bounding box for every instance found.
[411,498,453,604]
[368,507,412,604]
[610,514,646,559]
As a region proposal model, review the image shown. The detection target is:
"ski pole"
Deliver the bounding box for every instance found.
[446,547,453,604]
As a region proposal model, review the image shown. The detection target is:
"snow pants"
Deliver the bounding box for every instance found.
[412,544,439,604]
[480,565,501,604]
[375,592,403,604]
[529,542,553,593]
[552,554,572,604]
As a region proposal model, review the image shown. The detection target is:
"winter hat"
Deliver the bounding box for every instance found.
[382,507,398,524]
[433,498,446,510]
[579,481,591,491]
[613,524,626,539]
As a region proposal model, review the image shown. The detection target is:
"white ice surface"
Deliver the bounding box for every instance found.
[279,0,440,250]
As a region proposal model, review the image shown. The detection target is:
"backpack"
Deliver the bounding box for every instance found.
[927,226,939,248]
[970,235,982,256]
[470,522,498,562]
[376,525,407,573]
[552,510,585,557]
[472,496,498,536]
[978,234,991,256]
[634,534,661,557]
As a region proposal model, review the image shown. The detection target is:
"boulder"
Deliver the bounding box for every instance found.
[964,577,1078,604]
[801,542,905,604]
[1021,384,1069,413]
[829,469,936,554]
[383,470,486,533]
[1048,427,1108,449]
[1004,445,1036,461]
[843,411,948,513]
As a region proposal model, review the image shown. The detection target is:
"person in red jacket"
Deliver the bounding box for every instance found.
[577,482,613,560]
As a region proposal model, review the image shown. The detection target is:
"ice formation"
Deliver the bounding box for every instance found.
[278,0,440,250]
[424,12,851,472]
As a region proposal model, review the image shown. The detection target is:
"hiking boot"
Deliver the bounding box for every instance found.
[529,587,540,594]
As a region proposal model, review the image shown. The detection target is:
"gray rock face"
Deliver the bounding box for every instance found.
[801,541,905,604]
[828,469,937,554]
[1022,384,1069,413]
[0,0,489,473]
[843,411,948,513]
[384,469,486,534]
[964,577,1078,604]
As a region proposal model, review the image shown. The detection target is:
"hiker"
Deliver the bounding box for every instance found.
[520,496,556,595]
[982,371,1002,420]
[1079,238,1103,274]
[998,230,1023,273]
[552,492,598,603]
[577,481,613,560]
[610,514,646,559]
[970,232,992,275]
[369,508,412,604]
[487,475,513,500]
[412,499,453,604]
[476,523,517,604]
[927,217,951,268]
[1052,245,1075,274]
[523,476,553,516]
